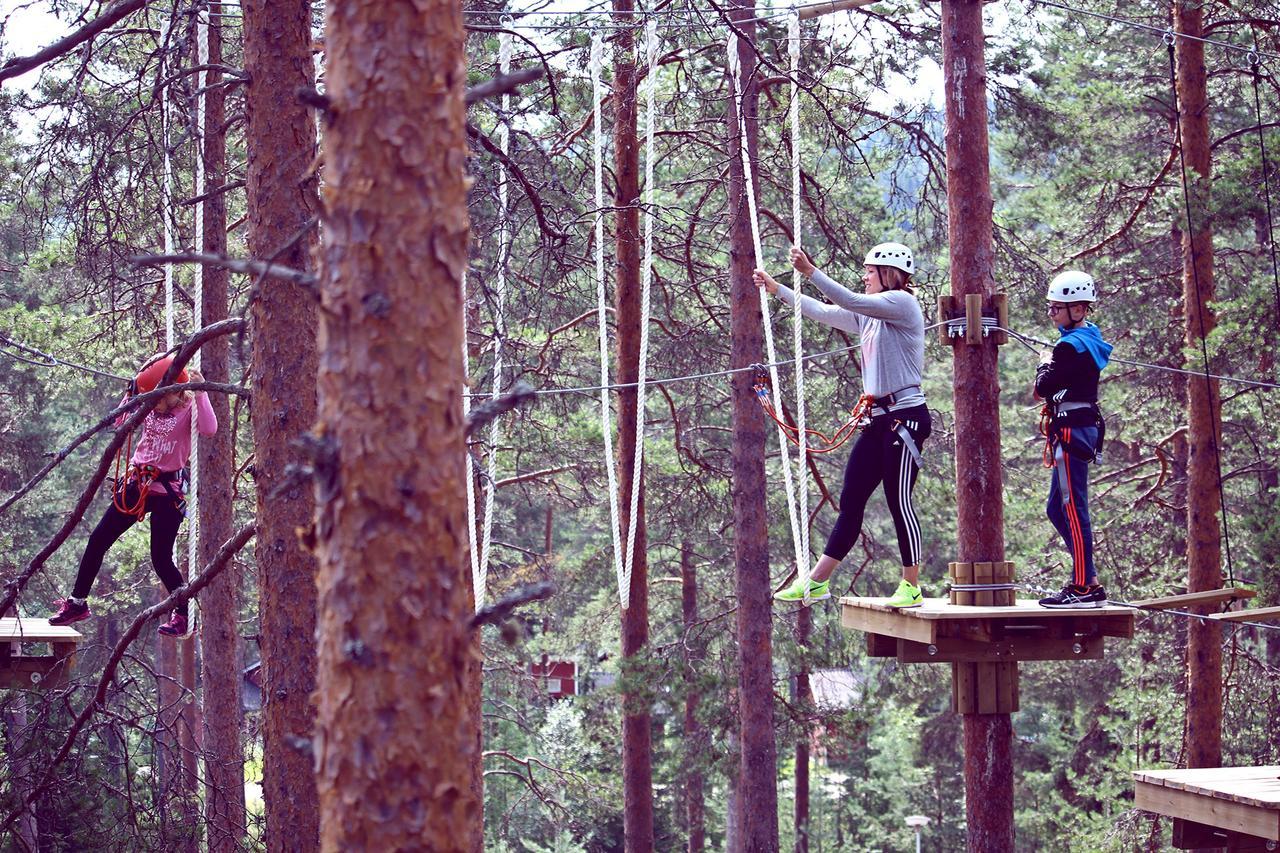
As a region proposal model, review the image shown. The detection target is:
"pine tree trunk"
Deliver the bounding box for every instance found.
[313,0,478,847]
[612,2,654,848]
[795,607,812,853]
[241,0,322,846]
[681,544,705,853]
[941,1,1013,850]
[1174,0,1223,771]
[727,3,779,848]
[196,7,246,848]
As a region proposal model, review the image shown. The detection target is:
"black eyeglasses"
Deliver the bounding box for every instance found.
[1046,304,1070,316]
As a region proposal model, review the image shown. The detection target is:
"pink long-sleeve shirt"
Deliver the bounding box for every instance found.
[124,393,218,494]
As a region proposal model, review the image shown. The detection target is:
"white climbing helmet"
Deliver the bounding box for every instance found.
[864,242,914,275]
[1047,270,1097,303]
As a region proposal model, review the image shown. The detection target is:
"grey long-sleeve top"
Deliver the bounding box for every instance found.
[775,268,926,404]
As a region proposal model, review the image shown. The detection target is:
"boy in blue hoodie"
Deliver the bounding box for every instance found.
[1034,270,1113,608]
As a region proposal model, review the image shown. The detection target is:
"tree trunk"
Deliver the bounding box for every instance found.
[795,607,812,853]
[196,7,246,849]
[681,544,705,853]
[612,3,655,849]
[941,1,1012,850]
[1174,0,1223,772]
[313,0,478,847]
[241,0,322,846]
[727,3,779,848]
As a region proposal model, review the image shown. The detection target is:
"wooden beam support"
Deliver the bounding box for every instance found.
[1132,588,1256,610]
[1208,606,1280,624]
[896,635,1102,663]
[795,0,877,19]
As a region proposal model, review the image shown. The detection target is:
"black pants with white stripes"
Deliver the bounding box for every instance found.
[823,405,931,567]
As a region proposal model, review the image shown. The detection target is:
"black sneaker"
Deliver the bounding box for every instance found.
[1039,584,1106,609]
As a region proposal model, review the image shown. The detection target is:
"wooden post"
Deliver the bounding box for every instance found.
[941,0,1014,848]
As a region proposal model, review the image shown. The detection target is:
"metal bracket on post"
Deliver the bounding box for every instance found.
[938,294,1010,348]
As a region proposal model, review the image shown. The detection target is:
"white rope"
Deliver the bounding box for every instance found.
[726,33,806,583]
[592,35,627,605]
[788,13,811,572]
[462,269,483,611]
[477,29,513,608]
[616,19,658,609]
[185,5,208,594]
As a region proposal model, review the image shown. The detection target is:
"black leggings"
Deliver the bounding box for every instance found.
[823,405,931,567]
[73,482,187,613]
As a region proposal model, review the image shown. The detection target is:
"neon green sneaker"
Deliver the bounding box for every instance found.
[886,579,923,608]
[773,577,831,604]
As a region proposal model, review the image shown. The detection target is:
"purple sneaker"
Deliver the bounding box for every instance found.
[157,611,191,638]
[49,598,91,626]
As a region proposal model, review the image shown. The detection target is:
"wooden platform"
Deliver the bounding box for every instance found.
[1135,766,1280,848]
[1,618,83,689]
[841,597,1135,663]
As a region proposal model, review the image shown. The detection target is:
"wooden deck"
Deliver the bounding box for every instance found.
[1,617,83,689]
[840,597,1135,663]
[1135,766,1280,846]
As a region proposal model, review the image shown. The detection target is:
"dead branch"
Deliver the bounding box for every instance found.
[471,581,555,629]
[0,0,147,84]
[466,381,537,437]
[130,252,316,288]
[466,67,546,105]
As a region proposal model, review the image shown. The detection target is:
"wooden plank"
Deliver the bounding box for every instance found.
[1135,779,1280,841]
[1131,589,1256,610]
[953,662,975,713]
[937,296,957,347]
[0,618,84,644]
[975,561,993,607]
[840,602,936,644]
[838,597,1135,620]
[997,662,1017,713]
[992,293,1009,346]
[976,662,998,714]
[796,0,877,20]
[0,657,60,689]
[867,633,897,657]
[955,563,973,606]
[896,635,1102,664]
[1001,561,1016,606]
[965,293,983,345]
[1209,606,1280,624]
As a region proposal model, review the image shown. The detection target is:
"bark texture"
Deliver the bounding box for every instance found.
[1174,0,1223,771]
[727,5,779,848]
[941,1,1013,849]
[612,3,654,848]
[196,8,246,849]
[242,0,322,846]
[681,545,705,853]
[313,0,477,847]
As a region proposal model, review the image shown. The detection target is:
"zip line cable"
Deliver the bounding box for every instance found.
[1248,51,1280,329]
[1026,0,1280,61]
[1166,33,1237,586]
[0,334,129,382]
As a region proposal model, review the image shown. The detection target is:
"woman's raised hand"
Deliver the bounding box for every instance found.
[752,268,779,295]
[789,247,815,276]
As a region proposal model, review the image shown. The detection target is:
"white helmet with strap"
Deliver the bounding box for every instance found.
[1047,270,1097,303]
[864,242,914,275]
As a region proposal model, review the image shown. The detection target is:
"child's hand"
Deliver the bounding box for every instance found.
[187,369,204,385]
[1038,349,1053,365]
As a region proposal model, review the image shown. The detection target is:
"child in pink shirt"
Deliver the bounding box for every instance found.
[50,358,217,636]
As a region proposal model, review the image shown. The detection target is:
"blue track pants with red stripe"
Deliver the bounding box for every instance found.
[1046,425,1099,587]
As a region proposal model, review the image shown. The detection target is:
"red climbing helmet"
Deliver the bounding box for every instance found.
[132,355,188,394]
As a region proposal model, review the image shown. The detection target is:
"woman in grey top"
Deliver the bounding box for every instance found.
[753,243,931,608]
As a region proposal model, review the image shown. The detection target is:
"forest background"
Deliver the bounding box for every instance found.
[0,0,1277,849]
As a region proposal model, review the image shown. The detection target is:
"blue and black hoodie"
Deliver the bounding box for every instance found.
[1034,322,1113,426]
